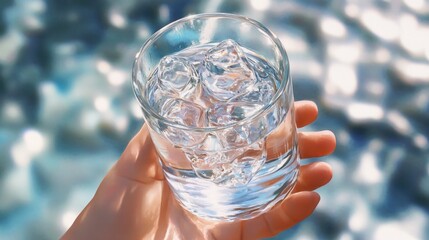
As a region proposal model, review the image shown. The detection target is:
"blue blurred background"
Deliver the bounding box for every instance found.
[0,0,428,239]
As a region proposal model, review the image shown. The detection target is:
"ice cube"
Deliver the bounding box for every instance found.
[157,55,197,96]
[184,131,266,186]
[192,161,235,184]
[187,150,231,181]
[205,39,246,70]
[185,134,245,183]
[201,39,257,101]
[176,45,207,66]
[160,99,206,147]
[161,98,205,127]
[210,162,235,184]
[230,140,266,185]
[247,56,272,79]
[216,117,268,148]
[185,134,243,164]
[230,78,276,104]
[162,125,204,147]
[206,101,266,147]
[207,102,262,126]
[146,55,198,112]
[145,78,173,111]
[189,140,266,186]
[197,133,224,151]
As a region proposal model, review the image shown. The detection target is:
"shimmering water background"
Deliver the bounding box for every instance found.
[0,0,428,239]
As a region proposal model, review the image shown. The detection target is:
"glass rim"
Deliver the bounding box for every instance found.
[132,13,290,132]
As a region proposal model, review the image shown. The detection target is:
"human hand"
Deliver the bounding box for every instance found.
[62,100,336,240]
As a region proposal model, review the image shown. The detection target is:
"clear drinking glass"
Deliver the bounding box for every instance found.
[132,13,299,221]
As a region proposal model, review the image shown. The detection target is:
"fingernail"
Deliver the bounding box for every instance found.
[315,162,332,171]
[310,192,320,204]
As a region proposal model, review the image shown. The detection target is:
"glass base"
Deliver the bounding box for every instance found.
[161,146,300,221]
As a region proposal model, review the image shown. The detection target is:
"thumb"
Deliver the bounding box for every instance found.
[115,124,164,182]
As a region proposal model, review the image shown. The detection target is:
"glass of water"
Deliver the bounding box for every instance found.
[132,13,299,221]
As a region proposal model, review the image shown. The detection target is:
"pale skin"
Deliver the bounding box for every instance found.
[62,100,336,240]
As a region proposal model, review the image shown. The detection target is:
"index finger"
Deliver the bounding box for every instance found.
[295,101,318,128]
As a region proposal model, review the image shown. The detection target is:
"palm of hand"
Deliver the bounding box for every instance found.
[62,101,335,240]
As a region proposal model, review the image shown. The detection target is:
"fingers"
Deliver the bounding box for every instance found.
[299,130,336,159]
[292,162,332,193]
[295,101,318,128]
[242,191,320,239]
[241,161,332,239]
[295,101,336,159]
[238,102,333,239]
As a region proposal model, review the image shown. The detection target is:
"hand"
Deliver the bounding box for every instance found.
[62,100,336,240]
